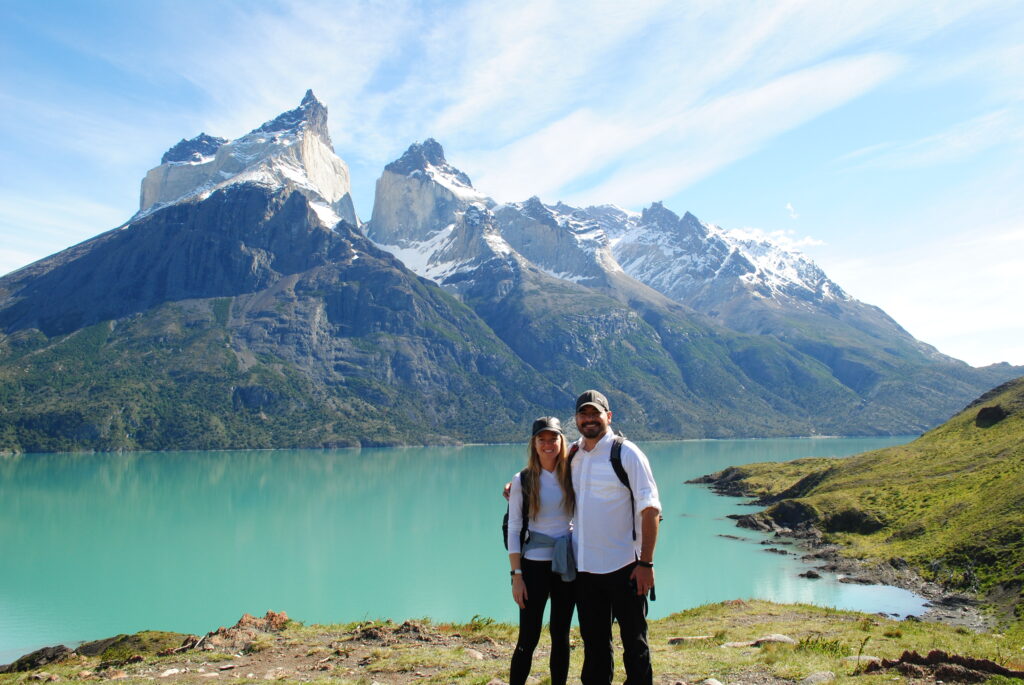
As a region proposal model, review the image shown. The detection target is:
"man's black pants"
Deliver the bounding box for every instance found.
[575,562,651,685]
[510,558,576,685]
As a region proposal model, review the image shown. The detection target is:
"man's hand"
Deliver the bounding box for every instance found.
[503,481,512,500]
[630,564,654,596]
[511,575,527,608]
[631,506,660,596]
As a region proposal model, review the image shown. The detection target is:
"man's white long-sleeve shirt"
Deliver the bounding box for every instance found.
[571,431,661,574]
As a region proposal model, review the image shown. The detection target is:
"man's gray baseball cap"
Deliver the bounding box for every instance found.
[575,390,610,413]
[532,416,563,436]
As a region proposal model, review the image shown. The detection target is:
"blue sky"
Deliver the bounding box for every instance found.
[1,0,1022,366]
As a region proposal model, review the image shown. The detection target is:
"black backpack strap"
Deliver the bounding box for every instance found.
[609,436,636,541]
[518,467,531,551]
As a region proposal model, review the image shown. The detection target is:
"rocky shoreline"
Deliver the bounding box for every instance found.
[691,471,993,632]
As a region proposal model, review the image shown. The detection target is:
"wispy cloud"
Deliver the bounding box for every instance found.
[4,0,1005,206]
[838,109,1023,169]
[725,226,824,252]
[785,203,799,219]
[549,53,904,207]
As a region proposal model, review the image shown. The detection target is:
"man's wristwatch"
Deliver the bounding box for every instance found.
[636,560,654,568]
[510,569,523,576]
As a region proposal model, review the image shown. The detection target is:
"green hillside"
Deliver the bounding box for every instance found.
[0,289,555,453]
[697,377,1024,622]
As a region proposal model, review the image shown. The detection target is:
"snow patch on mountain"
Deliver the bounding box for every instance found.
[717,225,848,302]
[372,223,457,280]
[372,199,522,294]
[309,200,342,229]
[411,166,488,205]
[495,199,623,285]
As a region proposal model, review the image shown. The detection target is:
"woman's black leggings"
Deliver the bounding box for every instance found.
[510,558,576,685]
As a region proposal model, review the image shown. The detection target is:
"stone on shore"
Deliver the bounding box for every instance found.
[669,635,714,644]
[722,633,797,648]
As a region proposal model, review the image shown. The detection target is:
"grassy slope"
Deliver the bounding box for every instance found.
[3,602,1022,684]
[706,377,1024,620]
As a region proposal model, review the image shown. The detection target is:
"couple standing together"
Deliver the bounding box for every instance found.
[506,390,662,685]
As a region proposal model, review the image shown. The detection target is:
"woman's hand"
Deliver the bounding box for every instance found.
[511,575,527,608]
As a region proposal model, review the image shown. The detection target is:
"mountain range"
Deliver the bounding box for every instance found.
[0,91,1019,451]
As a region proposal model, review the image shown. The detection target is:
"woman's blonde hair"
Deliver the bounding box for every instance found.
[524,426,575,518]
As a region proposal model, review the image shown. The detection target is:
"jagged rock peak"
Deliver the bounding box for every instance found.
[640,201,681,225]
[641,202,708,239]
[250,89,331,145]
[517,196,560,226]
[161,133,228,164]
[386,138,473,187]
[138,89,355,224]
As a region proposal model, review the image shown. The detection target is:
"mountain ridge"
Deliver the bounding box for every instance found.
[0,95,1021,452]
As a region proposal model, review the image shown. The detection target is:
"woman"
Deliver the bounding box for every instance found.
[506,416,577,685]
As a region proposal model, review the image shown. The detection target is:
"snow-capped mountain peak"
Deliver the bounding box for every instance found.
[137,90,356,228]
[606,203,847,308]
[383,138,487,205]
[368,139,491,249]
[250,89,332,145]
[715,227,848,302]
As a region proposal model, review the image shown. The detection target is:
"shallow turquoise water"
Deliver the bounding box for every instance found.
[0,437,921,663]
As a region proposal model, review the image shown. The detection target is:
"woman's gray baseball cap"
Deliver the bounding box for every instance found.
[531,416,563,436]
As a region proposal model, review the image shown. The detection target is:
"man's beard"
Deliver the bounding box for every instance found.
[579,422,603,438]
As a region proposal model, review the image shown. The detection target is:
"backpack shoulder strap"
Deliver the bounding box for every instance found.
[609,435,630,490]
[609,436,637,542]
[518,467,531,549]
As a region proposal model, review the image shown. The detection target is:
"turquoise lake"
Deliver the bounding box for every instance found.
[0,437,922,664]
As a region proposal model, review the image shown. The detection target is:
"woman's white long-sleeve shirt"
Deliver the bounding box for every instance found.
[506,468,572,561]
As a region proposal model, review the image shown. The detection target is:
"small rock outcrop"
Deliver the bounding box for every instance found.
[975,404,1008,427]
[0,645,74,674]
[203,611,291,653]
[864,649,1024,682]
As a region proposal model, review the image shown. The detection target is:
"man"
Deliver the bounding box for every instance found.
[571,389,661,685]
